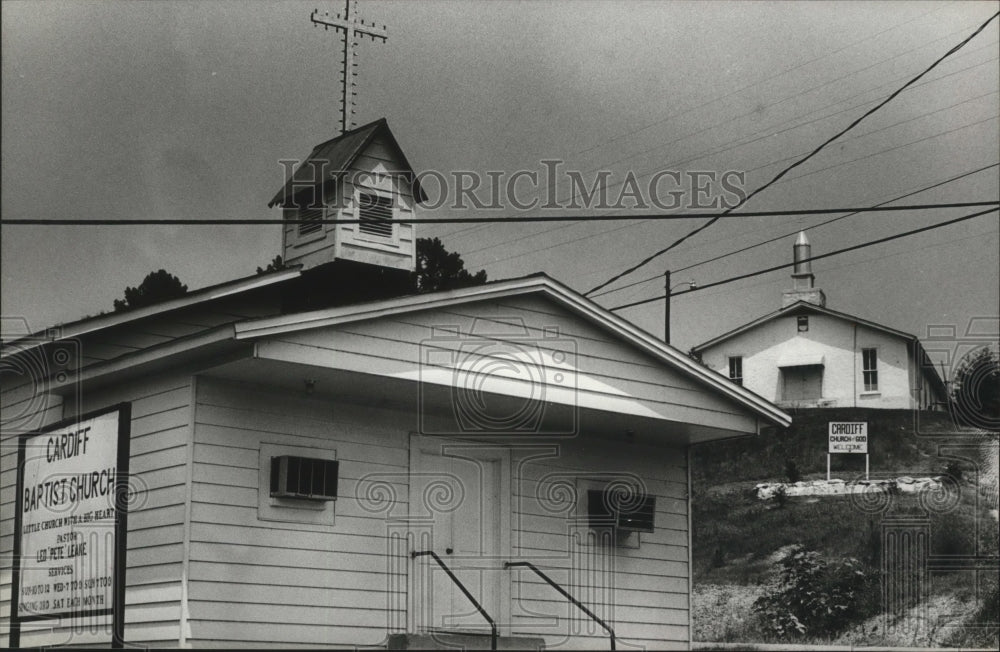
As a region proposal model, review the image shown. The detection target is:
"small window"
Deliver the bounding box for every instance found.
[728,356,743,386]
[270,456,339,500]
[797,315,809,332]
[587,487,656,533]
[862,348,878,391]
[358,192,394,238]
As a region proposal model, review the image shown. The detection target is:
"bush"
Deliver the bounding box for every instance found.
[784,459,802,483]
[753,545,879,638]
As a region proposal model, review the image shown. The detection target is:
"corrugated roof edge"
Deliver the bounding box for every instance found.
[0,266,302,355]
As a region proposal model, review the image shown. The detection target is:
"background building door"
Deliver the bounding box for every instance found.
[782,364,823,401]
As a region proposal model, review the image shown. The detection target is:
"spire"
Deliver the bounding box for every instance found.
[782,231,826,308]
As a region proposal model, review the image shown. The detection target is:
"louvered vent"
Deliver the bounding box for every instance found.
[358,192,394,238]
[270,456,339,500]
[298,207,323,235]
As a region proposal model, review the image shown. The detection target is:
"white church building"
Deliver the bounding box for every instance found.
[1,119,791,649]
[691,232,949,411]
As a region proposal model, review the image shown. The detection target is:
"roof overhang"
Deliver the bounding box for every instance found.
[233,274,792,428]
[1,267,301,357]
[777,354,825,368]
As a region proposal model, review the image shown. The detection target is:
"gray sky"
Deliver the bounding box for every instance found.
[2,0,998,352]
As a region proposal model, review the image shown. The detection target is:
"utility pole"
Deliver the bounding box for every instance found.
[311,0,388,134]
[664,270,671,344]
[664,271,696,345]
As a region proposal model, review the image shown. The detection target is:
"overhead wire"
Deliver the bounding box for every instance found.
[607,206,999,312]
[451,47,998,263]
[584,10,1000,297]
[587,162,1000,299]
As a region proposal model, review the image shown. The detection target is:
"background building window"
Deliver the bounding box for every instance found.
[728,356,743,386]
[862,348,878,391]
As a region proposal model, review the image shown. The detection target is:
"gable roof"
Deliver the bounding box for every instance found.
[3,269,791,428]
[267,118,428,207]
[233,274,792,428]
[690,300,946,394]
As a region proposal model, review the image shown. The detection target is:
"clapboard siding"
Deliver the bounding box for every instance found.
[186,376,410,647]
[0,374,191,647]
[256,293,755,433]
[504,439,691,647]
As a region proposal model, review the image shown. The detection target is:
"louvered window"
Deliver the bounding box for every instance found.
[270,456,339,500]
[297,207,323,235]
[358,192,394,238]
[287,186,326,236]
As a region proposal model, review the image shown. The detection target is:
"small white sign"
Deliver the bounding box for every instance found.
[829,421,868,453]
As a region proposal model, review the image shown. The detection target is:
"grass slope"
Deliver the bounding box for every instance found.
[690,408,998,647]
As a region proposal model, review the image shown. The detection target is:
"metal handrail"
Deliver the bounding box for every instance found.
[504,561,616,650]
[411,550,498,651]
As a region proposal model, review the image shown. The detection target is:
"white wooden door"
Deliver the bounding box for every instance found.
[409,438,508,634]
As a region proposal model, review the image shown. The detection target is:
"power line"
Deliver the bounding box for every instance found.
[429,27,996,245]
[668,224,998,305]
[2,202,995,226]
[589,162,1000,298]
[436,40,996,249]
[554,28,996,209]
[567,2,957,160]
[462,90,998,263]
[584,10,1000,297]
[607,206,999,312]
[463,109,999,268]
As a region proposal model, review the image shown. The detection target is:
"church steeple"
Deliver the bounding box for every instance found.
[782,231,827,307]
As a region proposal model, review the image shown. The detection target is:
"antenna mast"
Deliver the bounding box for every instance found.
[311,0,388,134]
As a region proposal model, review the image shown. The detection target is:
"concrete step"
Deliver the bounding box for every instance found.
[387,632,545,650]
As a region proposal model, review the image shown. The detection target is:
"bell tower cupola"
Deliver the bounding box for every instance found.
[267,118,427,308]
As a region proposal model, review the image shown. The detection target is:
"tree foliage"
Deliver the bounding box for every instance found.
[113,270,188,312]
[414,237,488,293]
[256,255,287,275]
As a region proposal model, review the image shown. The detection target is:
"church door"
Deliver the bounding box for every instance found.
[409,437,510,635]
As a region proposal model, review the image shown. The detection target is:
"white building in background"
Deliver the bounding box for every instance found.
[691,232,948,411]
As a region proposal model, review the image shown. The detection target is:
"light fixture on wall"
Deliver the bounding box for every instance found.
[304,379,316,394]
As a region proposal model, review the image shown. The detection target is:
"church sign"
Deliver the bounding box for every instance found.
[11,404,131,647]
[828,421,868,453]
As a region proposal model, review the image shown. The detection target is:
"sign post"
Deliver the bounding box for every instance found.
[828,421,869,481]
[11,404,131,648]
